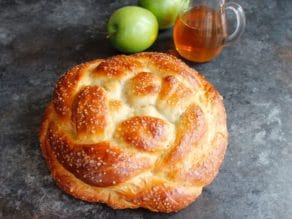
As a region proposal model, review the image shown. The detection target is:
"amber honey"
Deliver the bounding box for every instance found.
[174,6,226,62]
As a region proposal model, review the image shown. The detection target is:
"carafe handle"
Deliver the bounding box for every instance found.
[224,2,246,45]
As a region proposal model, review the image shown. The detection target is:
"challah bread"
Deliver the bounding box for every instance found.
[39,52,228,212]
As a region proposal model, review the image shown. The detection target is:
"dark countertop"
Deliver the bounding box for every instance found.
[1,0,291,218]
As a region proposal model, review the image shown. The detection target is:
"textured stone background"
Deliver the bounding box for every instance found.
[0,0,291,218]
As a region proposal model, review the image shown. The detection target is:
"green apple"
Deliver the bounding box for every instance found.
[107,6,158,53]
[138,0,189,29]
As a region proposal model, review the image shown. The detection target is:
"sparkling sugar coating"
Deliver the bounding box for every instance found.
[39,52,228,213]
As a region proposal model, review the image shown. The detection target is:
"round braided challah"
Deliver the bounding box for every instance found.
[39,52,228,212]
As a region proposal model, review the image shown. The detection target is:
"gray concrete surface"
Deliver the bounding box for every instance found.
[0,0,291,218]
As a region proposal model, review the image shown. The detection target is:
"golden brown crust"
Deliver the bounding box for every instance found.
[116,116,170,152]
[127,72,161,96]
[39,52,228,213]
[72,86,107,137]
[164,103,207,163]
[92,55,143,79]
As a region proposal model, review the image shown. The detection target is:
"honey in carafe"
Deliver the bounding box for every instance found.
[174,6,227,62]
